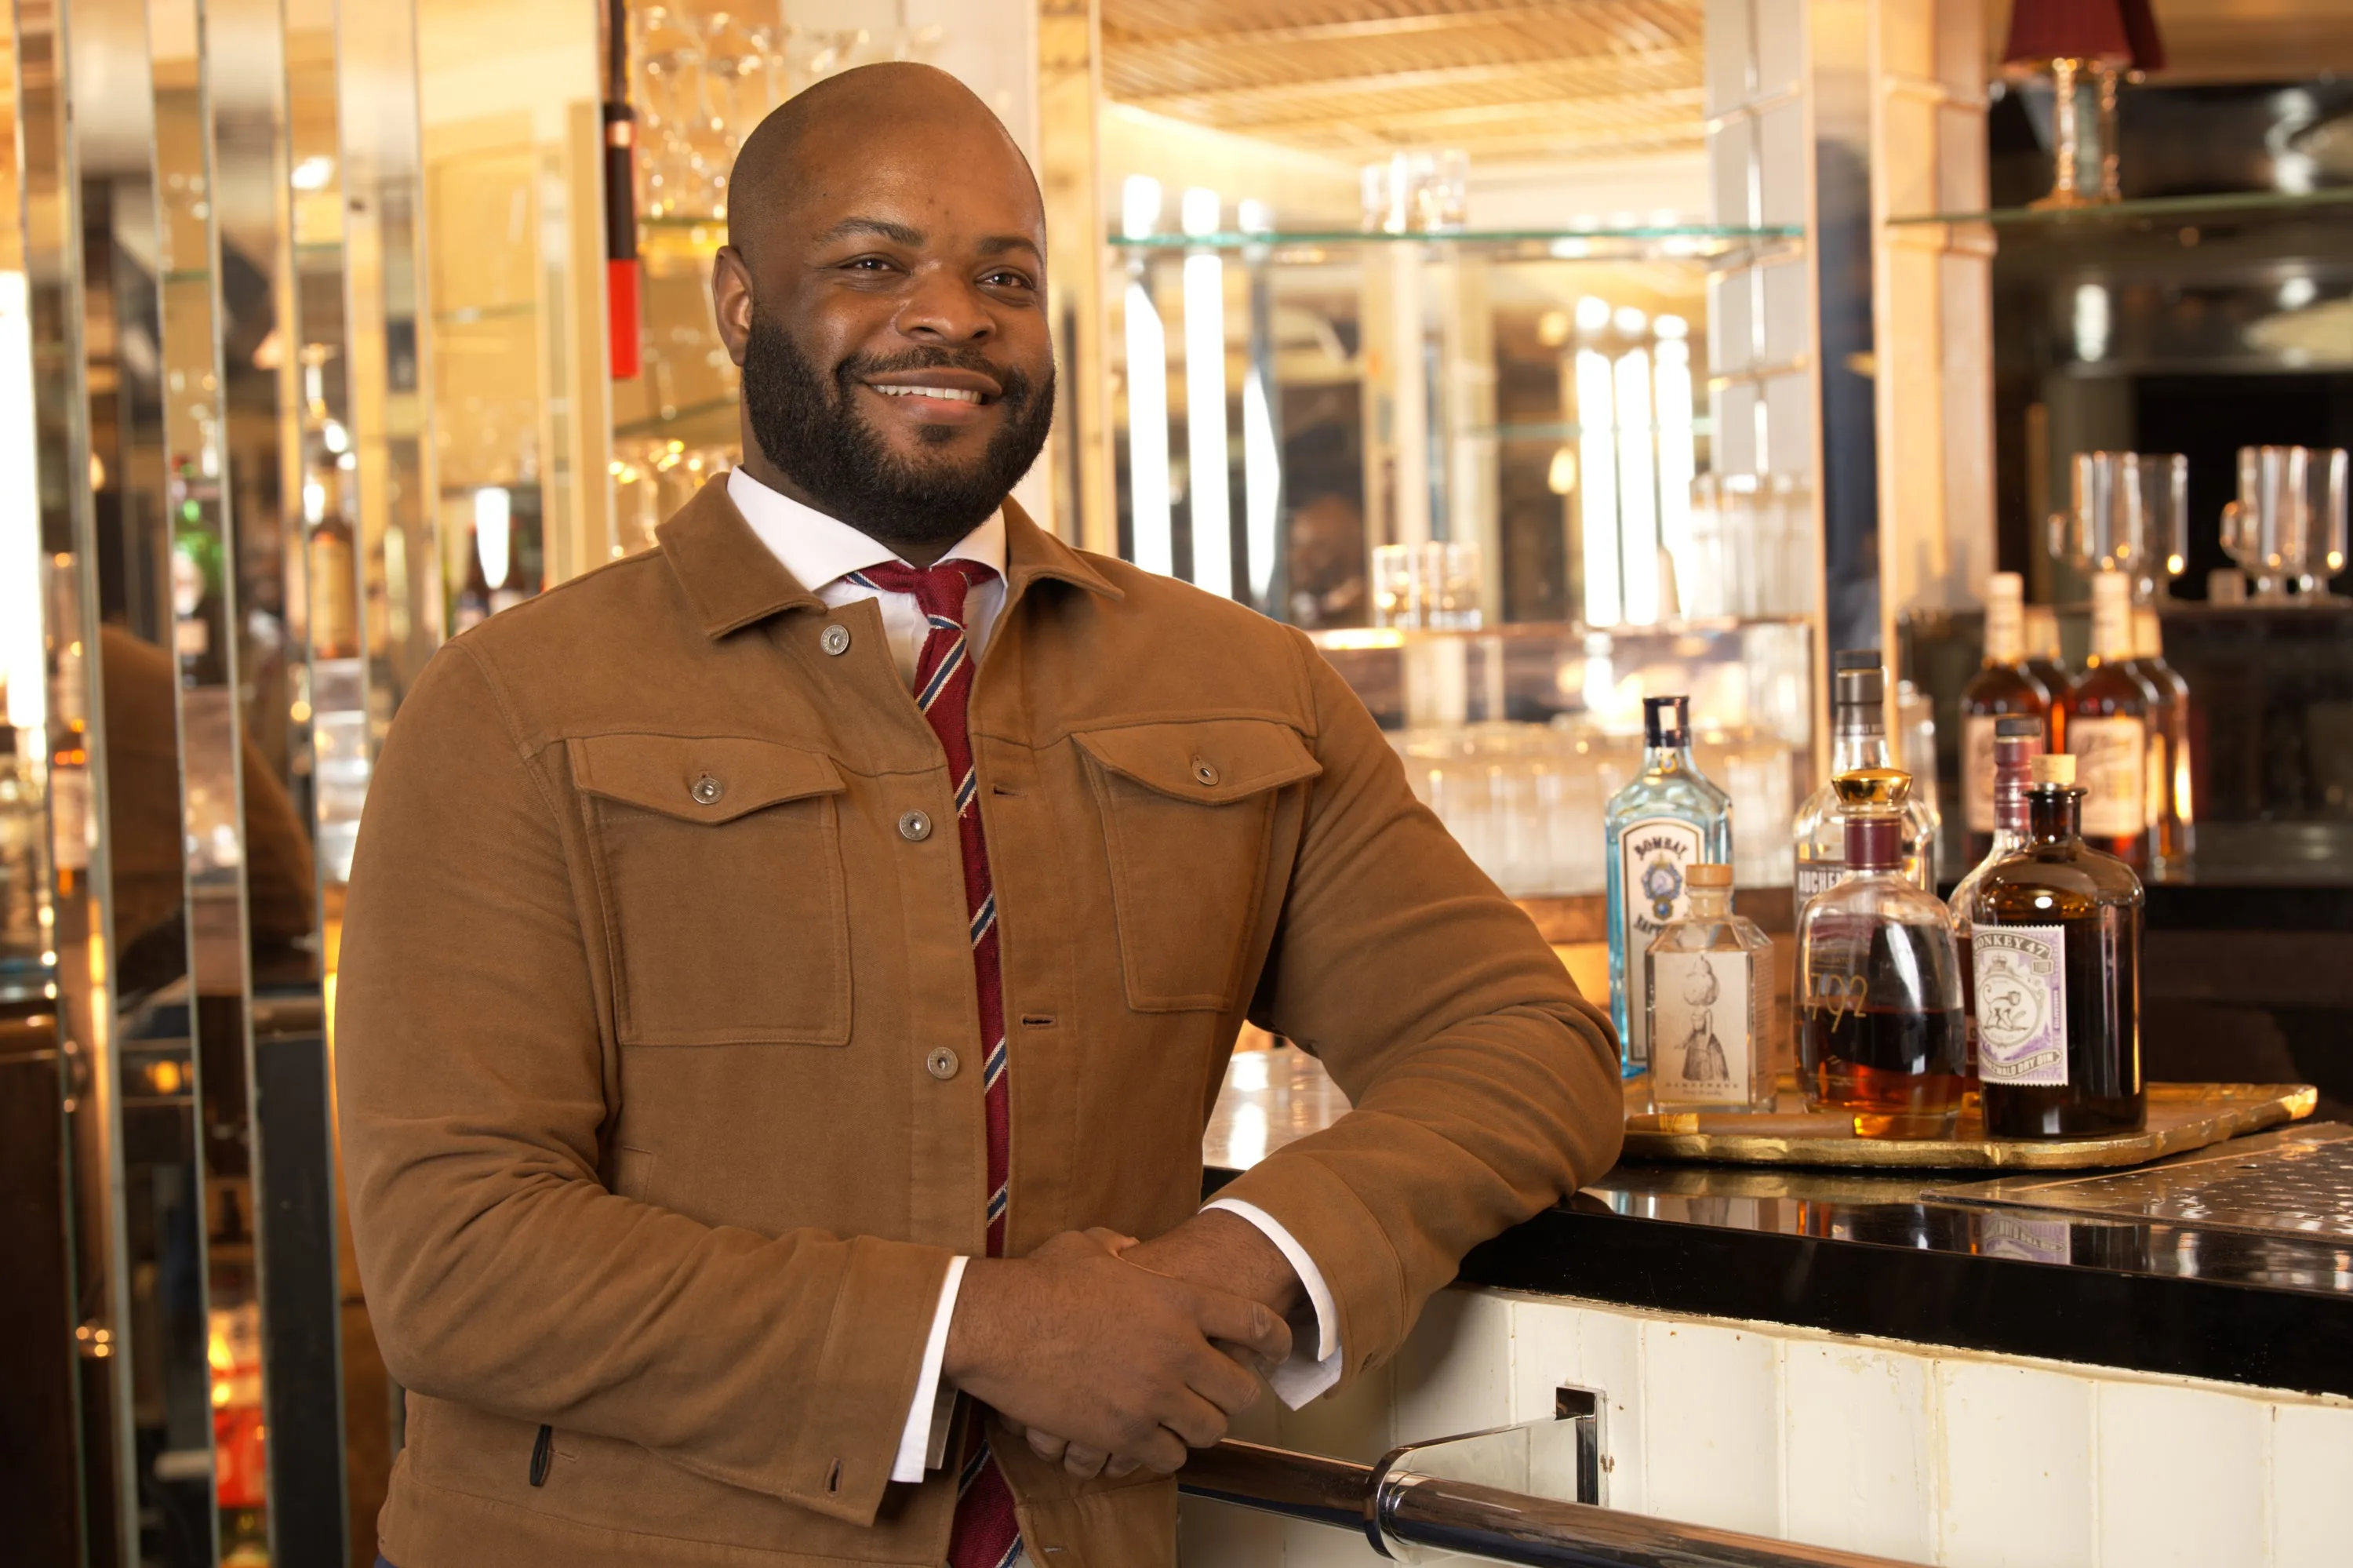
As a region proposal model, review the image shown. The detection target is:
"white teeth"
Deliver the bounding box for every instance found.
[874,384,982,403]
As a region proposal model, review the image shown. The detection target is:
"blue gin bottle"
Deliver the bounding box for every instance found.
[1605,695,1734,1077]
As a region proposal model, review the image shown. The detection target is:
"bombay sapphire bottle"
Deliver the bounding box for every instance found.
[1606,695,1733,1078]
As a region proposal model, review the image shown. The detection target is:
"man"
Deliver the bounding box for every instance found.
[336,64,1621,1568]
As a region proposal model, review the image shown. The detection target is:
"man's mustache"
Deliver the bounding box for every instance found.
[835,347,1035,403]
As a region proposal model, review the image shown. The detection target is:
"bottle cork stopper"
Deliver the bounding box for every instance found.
[2031,753,2077,787]
[1686,863,1733,889]
[2091,571,2129,610]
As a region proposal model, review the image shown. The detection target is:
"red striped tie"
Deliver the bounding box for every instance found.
[849,561,1019,1568]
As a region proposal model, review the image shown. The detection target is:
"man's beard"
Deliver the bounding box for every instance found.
[740,309,1053,555]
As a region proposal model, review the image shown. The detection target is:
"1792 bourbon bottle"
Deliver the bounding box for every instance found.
[1797,769,1967,1138]
[1969,753,2147,1138]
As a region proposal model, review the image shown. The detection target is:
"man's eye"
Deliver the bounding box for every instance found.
[843,256,893,272]
[983,271,1034,289]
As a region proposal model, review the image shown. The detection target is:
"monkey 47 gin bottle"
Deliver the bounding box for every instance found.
[1606,695,1733,1078]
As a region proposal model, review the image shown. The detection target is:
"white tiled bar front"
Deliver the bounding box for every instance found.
[1179,1286,2353,1568]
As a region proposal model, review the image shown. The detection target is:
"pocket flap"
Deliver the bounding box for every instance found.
[569,734,845,824]
[1075,719,1322,805]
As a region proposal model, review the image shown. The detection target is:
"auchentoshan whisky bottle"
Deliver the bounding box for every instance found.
[1793,652,1938,926]
[1969,752,2147,1138]
[1645,863,1775,1111]
[1796,768,1967,1139]
[1606,694,1734,1079]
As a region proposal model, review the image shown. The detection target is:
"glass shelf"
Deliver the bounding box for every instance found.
[1106,224,1801,263]
[1888,187,2353,229]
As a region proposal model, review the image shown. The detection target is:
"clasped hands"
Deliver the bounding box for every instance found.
[942,1208,1305,1481]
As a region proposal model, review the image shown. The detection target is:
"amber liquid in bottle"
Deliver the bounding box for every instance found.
[1971,777,2146,1138]
[1960,573,2053,866]
[2062,573,2155,872]
[1796,768,1968,1139]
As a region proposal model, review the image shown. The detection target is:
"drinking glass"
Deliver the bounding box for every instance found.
[2217,446,2346,601]
[2053,451,2187,602]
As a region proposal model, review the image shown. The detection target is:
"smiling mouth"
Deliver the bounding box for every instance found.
[869,384,990,404]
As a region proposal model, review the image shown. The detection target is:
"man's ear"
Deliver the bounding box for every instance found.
[711,245,755,366]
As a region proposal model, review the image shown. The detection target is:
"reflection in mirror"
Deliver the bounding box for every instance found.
[0,7,86,1563]
[70,0,224,1562]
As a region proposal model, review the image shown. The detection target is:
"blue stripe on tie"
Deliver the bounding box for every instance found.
[992,1539,1022,1568]
[969,893,996,946]
[987,1185,1009,1222]
[956,769,978,814]
[960,1442,988,1493]
[916,637,966,711]
[846,569,880,593]
[928,613,961,633]
[985,1037,1006,1087]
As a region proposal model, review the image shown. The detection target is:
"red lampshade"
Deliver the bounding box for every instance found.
[2002,0,2133,67]
[2118,0,2167,72]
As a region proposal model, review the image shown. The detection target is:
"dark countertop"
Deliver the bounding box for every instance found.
[1205,1046,2353,1399]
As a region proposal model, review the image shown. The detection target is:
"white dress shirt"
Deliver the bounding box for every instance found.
[724,468,1344,1484]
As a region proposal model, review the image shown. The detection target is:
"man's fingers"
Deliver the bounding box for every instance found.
[1131,1427,1190,1475]
[1060,1442,1111,1480]
[1185,1284,1293,1366]
[1024,1426,1070,1464]
[1181,1346,1262,1421]
[1156,1388,1234,1450]
[1105,1455,1143,1479]
[1078,1226,1139,1254]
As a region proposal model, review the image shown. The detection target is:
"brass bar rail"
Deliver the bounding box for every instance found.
[1179,1439,1926,1568]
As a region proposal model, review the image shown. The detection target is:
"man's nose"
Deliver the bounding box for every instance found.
[894,265,993,344]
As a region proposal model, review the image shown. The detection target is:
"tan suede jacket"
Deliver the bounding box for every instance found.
[335,477,1624,1568]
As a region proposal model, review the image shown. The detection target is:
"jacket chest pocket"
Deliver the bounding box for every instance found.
[1076,719,1322,1013]
[571,734,850,1046]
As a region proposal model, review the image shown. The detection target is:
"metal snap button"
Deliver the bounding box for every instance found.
[925,1046,960,1081]
[820,624,851,656]
[691,773,724,806]
[898,809,933,842]
[1192,758,1220,787]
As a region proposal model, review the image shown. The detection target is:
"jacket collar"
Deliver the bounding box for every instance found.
[660,472,1121,640]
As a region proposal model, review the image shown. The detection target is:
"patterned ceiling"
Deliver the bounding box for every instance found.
[1098,0,1708,164]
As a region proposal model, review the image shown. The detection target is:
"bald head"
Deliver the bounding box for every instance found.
[727,63,1039,264]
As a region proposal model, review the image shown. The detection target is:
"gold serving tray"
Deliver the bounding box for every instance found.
[1621,1079,2318,1170]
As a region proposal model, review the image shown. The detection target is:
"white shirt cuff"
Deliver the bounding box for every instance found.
[890,1254,968,1483]
[1202,1197,1344,1407]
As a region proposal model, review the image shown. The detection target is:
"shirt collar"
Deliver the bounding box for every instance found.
[726,466,1006,591]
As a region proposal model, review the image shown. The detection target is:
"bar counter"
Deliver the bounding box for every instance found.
[1204,1046,2353,1400]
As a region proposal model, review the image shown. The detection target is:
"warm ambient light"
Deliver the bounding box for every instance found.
[1180,187,1232,598]
[0,272,43,732]
[475,486,513,592]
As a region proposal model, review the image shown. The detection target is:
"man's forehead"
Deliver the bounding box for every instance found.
[774,147,1044,252]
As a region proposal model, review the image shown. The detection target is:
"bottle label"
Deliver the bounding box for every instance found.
[2144,728,2166,832]
[1619,817,1704,1064]
[1795,860,1845,902]
[2070,717,2145,839]
[1648,951,1756,1106]
[1972,924,2069,1086]
[1962,715,1998,835]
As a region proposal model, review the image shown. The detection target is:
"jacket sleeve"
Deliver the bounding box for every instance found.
[334,641,949,1526]
[1213,635,1626,1384]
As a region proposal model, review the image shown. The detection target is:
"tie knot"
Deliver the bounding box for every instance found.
[853,558,998,625]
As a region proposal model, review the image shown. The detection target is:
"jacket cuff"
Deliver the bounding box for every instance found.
[784,1237,955,1522]
[1206,1151,1406,1383]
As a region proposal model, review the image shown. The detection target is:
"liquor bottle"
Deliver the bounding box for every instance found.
[2022,603,2071,749]
[1606,694,1733,1079]
[1645,863,1775,1111]
[0,715,42,973]
[2128,606,2195,871]
[1949,715,2045,1075]
[2061,573,2157,871]
[1792,652,1937,924]
[1959,573,2053,865]
[1969,753,2146,1137]
[1796,768,1967,1138]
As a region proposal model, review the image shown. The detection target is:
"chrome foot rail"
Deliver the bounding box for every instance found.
[1180,1433,1924,1568]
